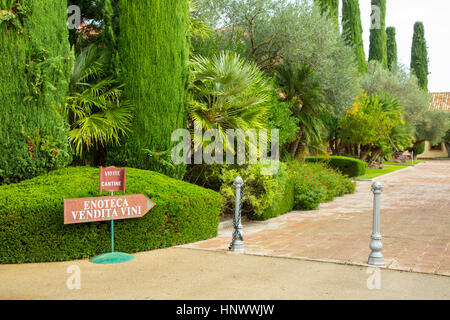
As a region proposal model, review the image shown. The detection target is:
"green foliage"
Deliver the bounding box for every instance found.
[108,0,190,179]
[65,45,134,160]
[414,109,449,145]
[219,160,356,219]
[360,61,432,142]
[267,86,299,158]
[342,0,367,74]
[338,92,413,164]
[0,0,72,184]
[0,0,30,32]
[189,51,272,153]
[305,156,367,178]
[208,0,360,115]
[314,0,339,27]
[189,0,214,40]
[369,0,387,69]
[276,63,330,158]
[386,27,398,71]
[408,141,425,157]
[102,0,120,75]
[220,162,292,219]
[0,166,222,264]
[410,22,429,91]
[191,27,249,58]
[287,161,356,210]
[249,165,294,221]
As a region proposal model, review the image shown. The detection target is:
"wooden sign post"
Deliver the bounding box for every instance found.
[64,167,156,264]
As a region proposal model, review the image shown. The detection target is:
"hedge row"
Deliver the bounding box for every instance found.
[305,156,367,177]
[0,167,222,264]
[220,160,355,221]
[0,0,72,184]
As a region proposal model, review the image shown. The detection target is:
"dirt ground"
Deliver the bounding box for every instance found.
[0,248,449,300]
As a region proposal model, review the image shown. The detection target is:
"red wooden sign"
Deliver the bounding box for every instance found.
[64,194,155,225]
[99,166,126,193]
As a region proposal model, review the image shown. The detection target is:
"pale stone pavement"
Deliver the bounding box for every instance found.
[181,160,450,276]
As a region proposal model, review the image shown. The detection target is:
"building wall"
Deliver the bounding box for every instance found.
[417,141,448,159]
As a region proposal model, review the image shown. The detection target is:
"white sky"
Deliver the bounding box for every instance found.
[357,0,450,93]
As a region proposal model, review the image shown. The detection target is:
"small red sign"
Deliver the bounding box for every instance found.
[99,166,126,193]
[393,154,412,161]
[64,194,155,225]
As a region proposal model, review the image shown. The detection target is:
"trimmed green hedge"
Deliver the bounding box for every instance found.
[0,0,72,184]
[305,156,367,177]
[0,167,221,264]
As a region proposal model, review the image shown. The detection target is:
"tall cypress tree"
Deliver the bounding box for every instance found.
[342,0,367,74]
[0,0,72,184]
[110,0,190,178]
[369,0,388,69]
[410,22,429,91]
[386,27,398,71]
[314,0,339,27]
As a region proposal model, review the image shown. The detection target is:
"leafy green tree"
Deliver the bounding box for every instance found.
[338,92,412,165]
[410,22,429,91]
[369,0,387,69]
[342,0,367,73]
[361,61,447,145]
[108,0,190,179]
[414,109,449,146]
[386,26,398,71]
[65,45,134,165]
[314,0,339,27]
[209,0,360,116]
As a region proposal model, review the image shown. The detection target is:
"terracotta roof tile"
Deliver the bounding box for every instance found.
[430,92,450,112]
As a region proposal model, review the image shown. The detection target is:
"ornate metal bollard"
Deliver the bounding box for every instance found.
[368,181,385,265]
[229,177,244,252]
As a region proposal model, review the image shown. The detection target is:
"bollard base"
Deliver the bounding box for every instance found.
[229,240,245,253]
[368,253,385,266]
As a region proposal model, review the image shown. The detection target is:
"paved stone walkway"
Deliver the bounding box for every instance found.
[182,161,450,276]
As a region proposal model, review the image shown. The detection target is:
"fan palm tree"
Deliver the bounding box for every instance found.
[189,0,214,40]
[276,63,330,159]
[189,51,272,154]
[65,44,133,164]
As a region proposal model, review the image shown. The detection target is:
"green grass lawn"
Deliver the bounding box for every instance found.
[383,160,422,166]
[356,164,410,180]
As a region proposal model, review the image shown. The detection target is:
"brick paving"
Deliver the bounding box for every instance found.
[181,160,450,276]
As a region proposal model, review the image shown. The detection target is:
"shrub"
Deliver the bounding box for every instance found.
[287,161,356,210]
[220,162,293,220]
[0,0,72,184]
[305,156,367,177]
[0,167,221,264]
[250,166,294,221]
